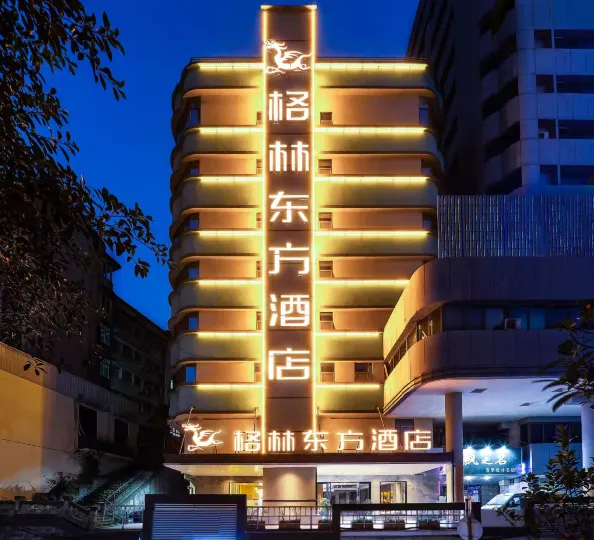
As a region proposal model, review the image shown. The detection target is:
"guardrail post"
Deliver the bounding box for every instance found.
[88,505,98,531]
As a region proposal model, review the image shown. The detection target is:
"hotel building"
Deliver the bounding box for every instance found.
[166,5,448,506]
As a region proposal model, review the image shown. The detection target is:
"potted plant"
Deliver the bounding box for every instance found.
[246,518,266,530]
[318,517,333,531]
[418,517,440,530]
[279,517,301,530]
[351,516,374,530]
[384,517,406,530]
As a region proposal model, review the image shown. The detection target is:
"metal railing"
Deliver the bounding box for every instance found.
[246,506,332,530]
[97,504,144,529]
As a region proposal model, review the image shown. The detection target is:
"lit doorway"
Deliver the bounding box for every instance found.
[380,481,407,503]
[229,482,262,506]
[318,482,371,504]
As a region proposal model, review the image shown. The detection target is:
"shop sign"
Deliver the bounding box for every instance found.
[463,446,522,475]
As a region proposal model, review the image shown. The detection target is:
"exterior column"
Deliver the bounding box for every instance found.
[263,467,317,507]
[581,404,594,470]
[445,392,464,502]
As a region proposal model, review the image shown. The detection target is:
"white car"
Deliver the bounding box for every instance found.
[481,492,524,527]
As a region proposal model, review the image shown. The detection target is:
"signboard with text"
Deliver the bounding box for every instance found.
[463,446,522,476]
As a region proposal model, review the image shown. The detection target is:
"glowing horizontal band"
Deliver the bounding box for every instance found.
[190,332,261,337]
[315,279,409,286]
[315,332,381,337]
[315,127,426,134]
[198,176,264,183]
[197,63,262,70]
[197,127,263,134]
[196,231,263,237]
[315,230,428,237]
[316,383,381,389]
[196,280,262,285]
[315,176,428,183]
[315,62,427,71]
[195,384,263,389]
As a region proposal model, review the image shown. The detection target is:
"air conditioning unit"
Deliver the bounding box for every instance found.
[504,318,521,330]
[538,129,550,139]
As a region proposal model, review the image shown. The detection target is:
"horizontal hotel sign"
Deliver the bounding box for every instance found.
[182,423,432,454]
[463,446,522,476]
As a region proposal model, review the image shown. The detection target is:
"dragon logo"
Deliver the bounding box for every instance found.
[182,422,223,451]
[265,40,311,75]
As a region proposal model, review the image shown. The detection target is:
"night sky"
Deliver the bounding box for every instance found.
[54,0,419,328]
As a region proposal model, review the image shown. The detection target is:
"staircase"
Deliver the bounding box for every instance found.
[79,466,153,507]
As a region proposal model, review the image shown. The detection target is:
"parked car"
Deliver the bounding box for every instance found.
[481,492,524,527]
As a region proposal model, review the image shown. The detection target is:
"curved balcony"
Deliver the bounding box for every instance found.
[171,231,262,264]
[315,177,437,210]
[316,332,383,360]
[170,384,262,415]
[316,385,384,412]
[170,280,263,314]
[171,178,262,222]
[171,128,261,172]
[171,332,262,364]
[315,128,443,168]
[315,231,437,258]
[316,280,407,308]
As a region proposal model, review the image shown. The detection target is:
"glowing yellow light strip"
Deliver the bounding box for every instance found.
[315,230,429,237]
[191,332,261,337]
[261,7,269,454]
[314,176,428,183]
[315,62,427,71]
[197,127,263,134]
[196,230,263,237]
[315,279,409,286]
[310,6,318,434]
[316,383,382,389]
[195,384,263,389]
[315,332,381,337]
[197,63,263,70]
[198,176,264,183]
[196,280,263,285]
[315,126,426,134]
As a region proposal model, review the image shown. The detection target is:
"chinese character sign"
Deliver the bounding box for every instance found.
[463,446,522,475]
[263,6,315,445]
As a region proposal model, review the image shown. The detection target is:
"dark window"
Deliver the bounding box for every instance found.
[320,112,333,125]
[555,30,594,50]
[538,119,557,139]
[99,359,110,379]
[318,159,332,175]
[256,111,263,125]
[99,324,111,346]
[484,122,521,160]
[536,75,555,93]
[320,362,335,382]
[540,165,558,186]
[133,374,142,388]
[482,78,518,119]
[520,423,528,445]
[114,418,128,446]
[183,214,200,232]
[185,365,197,383]
[419,97,430,127]
[122,369,132,383]
[485,167,522,194]
[183,161,200,179]
[188,315,198,331]
[256,159,263,174]
[319,260,333,278]
[79,405,97,440]
[354,362,373,382]
[187,264,200,280]
[559,165,594,186]
[479,0,515,36]
[559,120,594,139]
[439,45,455,90]
[534,29,552,48]
[556,75,594,94]
[480,35,517,77]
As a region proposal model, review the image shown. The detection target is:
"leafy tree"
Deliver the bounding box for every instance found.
[501,429,594,540]
[0,1,168,353]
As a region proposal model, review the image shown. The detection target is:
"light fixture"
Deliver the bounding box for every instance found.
[314,279,409,286]
[314,176,428,183]
[481,446,492,454]
[197,63,263,70]
[315,230,428,237]
[315,62,427,71]
[464,476,474,481]
[315,126,426,134]
[197,127,263,134]
[198,176,264,183]
[316,383,381,389]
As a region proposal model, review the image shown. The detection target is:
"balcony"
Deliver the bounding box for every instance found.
[316,332,383,360]
[316,384,384,412]
[170,280,262,315]
[171,128,261,172]
[316,280,407,309]
[171,178,262,220]
[170,383,262,415]
[171,332,262,364]
[315,177,437,209]
[315,231,437,258]
[315,129,442,168]
[171,231,262,264]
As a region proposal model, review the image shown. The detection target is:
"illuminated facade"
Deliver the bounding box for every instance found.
[167,5,445,506]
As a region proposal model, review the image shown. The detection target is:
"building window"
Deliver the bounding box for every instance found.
[320,312,334,330]
[536,75,555,93]
[483,122,521,161]
[184,161,200,179]
[320,362,335,383]
[559,165,594,186]
[256,159,263,175]
[380,481,407,503]
[114,418,128,447]
[122,369,132,384]
[254,363,262,383]
[99,324,111,346]
[256,212,262,229]
[319,260,334,278]
[318,212,332,229]
[256,311,262,330]
[122,344,132,359]
[99,359,110,379]
[187,264,200,280]
[133,374,143,389]
[318,159,332,175]
[188,315,198,331]
[185,100,201,129]
[559,120,594,139]
[111,363,122,379]
[256,111,263,125]
[555,29,594,50]
[354,362,373,382]
[538,119,557,139]
[320,112,333,125]
[534,29,552,48]
[256,261,262,278]
[540,165,558,186]
[185,365,197,383]
[479,35,517,78]
[78,404,97,440]
[419,98,430,126]
[183,214,199,232]
[482,78,519,119]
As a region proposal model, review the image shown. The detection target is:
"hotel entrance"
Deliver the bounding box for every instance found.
[318,482,371,505]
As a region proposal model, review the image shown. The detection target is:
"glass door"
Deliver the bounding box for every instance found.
[230,482,263,506]
[380,481,407,503]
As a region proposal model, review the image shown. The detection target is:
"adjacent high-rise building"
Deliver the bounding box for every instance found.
[409,0,594,194]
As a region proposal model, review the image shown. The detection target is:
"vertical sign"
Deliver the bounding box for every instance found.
[262,6,316,453]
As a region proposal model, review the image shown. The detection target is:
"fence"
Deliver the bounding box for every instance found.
[246,505,332,530]
[97,504,145,529]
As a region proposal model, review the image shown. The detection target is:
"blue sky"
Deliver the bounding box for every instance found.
[55,0,419,328]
